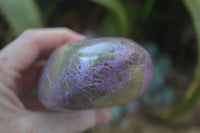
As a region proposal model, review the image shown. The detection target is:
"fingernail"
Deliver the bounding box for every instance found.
[96,108,112,124]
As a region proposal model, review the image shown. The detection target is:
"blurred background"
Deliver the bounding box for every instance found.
[0,0,200,133]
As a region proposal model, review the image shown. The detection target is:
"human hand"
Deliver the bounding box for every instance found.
[0,28,111,133]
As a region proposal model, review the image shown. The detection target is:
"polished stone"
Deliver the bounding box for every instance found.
[38,38,153,110]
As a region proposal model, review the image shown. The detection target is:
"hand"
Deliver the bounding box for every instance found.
[0,28,111,133]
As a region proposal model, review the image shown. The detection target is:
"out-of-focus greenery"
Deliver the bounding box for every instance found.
[142,42,174,106]
[141,0,155,23]
[0,0,199,121]
[0,0,42,35]
[90,0,129,36]
[142,0,200,121]
[92,0,155,37]
[0,0,156,37]
[184,0,200,100]
[164,0,200,121]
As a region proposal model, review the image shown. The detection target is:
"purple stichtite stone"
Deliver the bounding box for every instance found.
[38,38,153,110]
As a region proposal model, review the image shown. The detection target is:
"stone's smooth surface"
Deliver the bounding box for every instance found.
[38,38,153,110]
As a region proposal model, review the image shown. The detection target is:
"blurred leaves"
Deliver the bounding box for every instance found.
[145,85,200,121]
[98,14,120,36]
[90,0,129,36]
[0,0,42,35]
[184,0,200,100]
[144,0,200,121]
[171,0,200,120]
[142,42,174,107]
[142,0,156,23]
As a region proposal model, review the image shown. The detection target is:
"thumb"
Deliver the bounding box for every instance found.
[10,109,111,133]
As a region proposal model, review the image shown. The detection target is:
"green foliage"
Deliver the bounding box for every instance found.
[142,42,174,106]
[92,0,156,37]
[144,0,200,121]
[184,0,200,99]
[0,0,42,35]
[166,0,200,120]
[90,0,129,36]
[164,85,200,120]
[97,14,120,36]
[165,0,200,120]
[142,0,155,23]
[144,85,200,121]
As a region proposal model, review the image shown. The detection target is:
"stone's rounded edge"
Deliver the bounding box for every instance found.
[139,48,153,97]
[82,37,132,45]
[38,46,62,109]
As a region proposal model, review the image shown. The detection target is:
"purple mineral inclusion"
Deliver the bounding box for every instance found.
[50,42,140,109]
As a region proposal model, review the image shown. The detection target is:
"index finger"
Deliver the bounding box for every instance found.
[0,28,85,72]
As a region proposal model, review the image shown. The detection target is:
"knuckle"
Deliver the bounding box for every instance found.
[20,29,38,39]
[58,27,75,35]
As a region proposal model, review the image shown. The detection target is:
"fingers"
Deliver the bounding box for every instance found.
[10,109,112,133]
[0,28,85,92]
[0,28,85,72]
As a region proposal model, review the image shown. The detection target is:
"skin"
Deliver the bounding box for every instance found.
[0,28,112,133]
